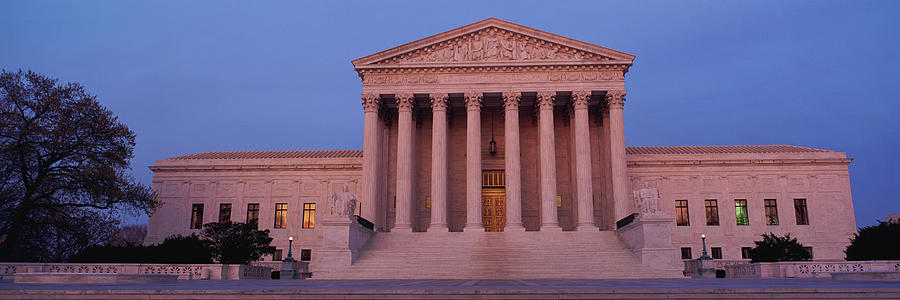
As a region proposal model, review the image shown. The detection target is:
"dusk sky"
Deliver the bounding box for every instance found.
[2,1,898,228]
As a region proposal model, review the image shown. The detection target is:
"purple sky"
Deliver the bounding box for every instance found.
[2,1,898,228]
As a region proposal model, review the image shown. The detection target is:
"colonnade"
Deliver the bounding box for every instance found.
[360,90,627,232]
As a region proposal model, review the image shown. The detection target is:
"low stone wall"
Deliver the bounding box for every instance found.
[0,263,273,280]
[683,259,748,277]
[725,260,900,278]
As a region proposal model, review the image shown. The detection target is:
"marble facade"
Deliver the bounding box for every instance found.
[147,18,856,278]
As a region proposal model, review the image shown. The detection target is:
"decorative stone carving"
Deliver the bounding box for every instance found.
[572,90,591,109]
[376,27,611,65]
[330,185,358,219]
[464,92,483,111]
[501,91,521,111]
[429,93,449,111]
[360,69,626,86]
[395,93,415,112]
[361,93,381,112]
[606,89,626,108]
[536,91,556,109]
[633,182,661,216]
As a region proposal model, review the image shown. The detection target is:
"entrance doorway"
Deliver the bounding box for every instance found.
[481,170,506,232]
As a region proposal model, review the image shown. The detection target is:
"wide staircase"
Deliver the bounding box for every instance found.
[313,230,684,279]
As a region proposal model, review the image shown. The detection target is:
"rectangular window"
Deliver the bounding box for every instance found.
[734,199,749,225]
[272,249,282,261]
[191,204,204,229]
[302,203,316,229]
[681,247,692,260]
[300,249,312,262]
[764,199,779,225]
[803,246,813,259]
[711,247,722,259]
[274,203,288,229]
[794,199,809,225]
[741,247,752,259]
[219,203,232,223]
[675,200,690,226]
[705,199,719,226]
[246,203,260,225]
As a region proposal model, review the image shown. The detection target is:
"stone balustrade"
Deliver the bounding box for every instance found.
[724,260,900,278]
[0,262,274,280]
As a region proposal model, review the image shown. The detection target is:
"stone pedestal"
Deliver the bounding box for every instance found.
[616,213,681,274]
[312,217,375,277]
[684,258,717,278]
[280,259,301,280]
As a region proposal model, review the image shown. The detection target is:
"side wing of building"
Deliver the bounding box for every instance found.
[626,145,855,261]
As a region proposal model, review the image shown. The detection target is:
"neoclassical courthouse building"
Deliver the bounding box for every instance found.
[147,19,856,278]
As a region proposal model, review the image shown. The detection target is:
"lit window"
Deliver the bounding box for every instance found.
[247,203,259,225]
[274,203,287,229]
[191,204,204,229]
[705,199,719,226]
[794,199,809,225]
[675,200,690,226]
[219,203,232,223]
[764,199,779,225]
[681,247,692,259]
[734,199,749,225]
[302,203,316,229]
[711,247,722,259]
[741,247,752,259]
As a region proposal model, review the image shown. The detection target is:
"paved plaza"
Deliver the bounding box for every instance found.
[2,278,900,299]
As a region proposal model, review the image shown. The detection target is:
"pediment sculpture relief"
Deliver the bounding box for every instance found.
[376,27,611,65]
[633,181,662,216]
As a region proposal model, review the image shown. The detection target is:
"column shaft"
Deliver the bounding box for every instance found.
[394,94,415,231]
[361,93,381,229]
[464,92,484,232]
[502,91,525,231]
[429,93,449,231]
[572,91,596,230]
[537,91,561,231]
[606,90,629,223]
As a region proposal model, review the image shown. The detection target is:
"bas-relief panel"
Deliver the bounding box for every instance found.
[162,182,182,197]
[729,176,752,193]
[787,176,810,192]
[216,181,238,198]
[190,182,210,198]
[245,181,267,198]
[758,176,779,193]
[272,180,297,197]
[700,177,723,194]
[815,175,840,192]
[665,176,693,194]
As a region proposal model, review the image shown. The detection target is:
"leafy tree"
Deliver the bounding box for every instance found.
[69,234,212,263]
[845,220,900,260]
[749,233,812,262]
[107,224,148,246]
[201,221,275,264]
[0,70,157,262]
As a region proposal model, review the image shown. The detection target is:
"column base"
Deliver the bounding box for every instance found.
[504,224,526,232]
[539,224,563,232]
[428,224,449,232]
[392,223,413,232]
[575,224,598,231]
[463,224,484,232]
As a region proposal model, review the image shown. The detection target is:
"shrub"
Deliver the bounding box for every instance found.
[845,220,900,260]
[749,233,811,262]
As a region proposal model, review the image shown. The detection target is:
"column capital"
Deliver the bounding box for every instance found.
[396,93,415,112]
[605,89,626,109]
[429,93,449,112]
[361,93,381,112]
[464,91,483,111]
[572,90,591,109]
[536,90,556,110]
[501,91,522,111]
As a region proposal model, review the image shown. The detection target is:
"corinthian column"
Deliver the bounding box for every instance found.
[502,91,525,231]
[572,90,596,230]
[537,91,561,231]
[463,91,484,232]
[429,93,449,232]
[361,93,381,229]
[606,90,628,223]
[394,93,415,231]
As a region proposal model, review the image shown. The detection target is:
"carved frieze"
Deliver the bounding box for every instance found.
[360,70,624,86]
[375,27,612,65]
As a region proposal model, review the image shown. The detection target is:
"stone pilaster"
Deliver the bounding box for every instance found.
[394,93,415,231]
[572,90,596,230]
[429,93,449,232]
[502,91,525,231]
[361,93,381,229]
[606,89,629,223]
[464,91,484,232]
[537,90,561,231]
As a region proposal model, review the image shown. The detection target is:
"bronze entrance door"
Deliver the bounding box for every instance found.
[481,170,506,232]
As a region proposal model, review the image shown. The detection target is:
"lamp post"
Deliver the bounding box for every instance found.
[700,234,711,260]
[285,236,295,262]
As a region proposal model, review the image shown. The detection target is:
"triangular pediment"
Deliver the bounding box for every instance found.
[353,18,635,69]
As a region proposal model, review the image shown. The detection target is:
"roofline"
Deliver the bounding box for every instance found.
[351,18,636,68]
